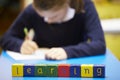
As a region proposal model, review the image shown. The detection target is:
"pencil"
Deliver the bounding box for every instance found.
[24,27,28,37]
[24,27,35,40]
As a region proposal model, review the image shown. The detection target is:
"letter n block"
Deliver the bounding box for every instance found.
[70,65,81,77]
[81,64,93,78]
[35,64,46,77]
[93,65,105,78]
[46,64,58,77]
[12,64,24,77]
[24,64,35,77]
[58,64,70,77]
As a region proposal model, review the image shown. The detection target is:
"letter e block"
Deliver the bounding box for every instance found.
[24,64,35,77]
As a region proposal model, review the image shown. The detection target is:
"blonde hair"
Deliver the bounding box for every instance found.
[33,0,84,13]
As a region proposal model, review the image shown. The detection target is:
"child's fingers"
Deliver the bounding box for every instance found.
[25,47,34,54]
[45,48,58,59]
[21,46,34,54]
[51,53,61,59]
[56,54,66,60]
[46,52,59,60]
[20,40,38,54]
[28,41,38,50]
[45,48,67,60]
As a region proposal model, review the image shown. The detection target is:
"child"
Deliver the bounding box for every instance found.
[0,0,106,60]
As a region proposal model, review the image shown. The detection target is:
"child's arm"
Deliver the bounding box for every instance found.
[63,0,106,59]
[43,0,106,60]
[0,5,38,53]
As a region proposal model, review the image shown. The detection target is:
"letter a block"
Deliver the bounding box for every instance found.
[58,64,70,77]
[81,64,93,77]
[35,64,46,77]
[24,65,35,77]
[12,64,24,77]
[70,65,81,77]
[46,64,58,77]
[94,65,105,78]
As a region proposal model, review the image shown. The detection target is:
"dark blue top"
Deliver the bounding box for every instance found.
[0,0,106,58]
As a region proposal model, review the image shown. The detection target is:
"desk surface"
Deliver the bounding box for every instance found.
[0,50,120,80]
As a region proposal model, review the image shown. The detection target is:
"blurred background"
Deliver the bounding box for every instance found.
[0,0,120,60]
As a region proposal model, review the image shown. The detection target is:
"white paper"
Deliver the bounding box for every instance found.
[6,50,46,60]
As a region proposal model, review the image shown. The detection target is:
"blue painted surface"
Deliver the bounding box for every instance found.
[0,50,120,80]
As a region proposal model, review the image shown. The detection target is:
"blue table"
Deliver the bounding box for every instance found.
[0,50,120,80]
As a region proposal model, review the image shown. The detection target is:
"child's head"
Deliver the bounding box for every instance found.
[33,0,84,23]
[33,0,68,11]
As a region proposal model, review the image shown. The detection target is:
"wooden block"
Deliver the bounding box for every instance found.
[12,64,24,77]
[58,64,70,77]
[81,64,93,77]
[12,64,105,78]
[24,64,35,77]
[70,65,81,77]
[93,65,105,78]
[35,64,46,77]
[46,64,58,77]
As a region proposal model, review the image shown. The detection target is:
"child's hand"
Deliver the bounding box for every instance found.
[45,48,67,60]
[20,40,38,54]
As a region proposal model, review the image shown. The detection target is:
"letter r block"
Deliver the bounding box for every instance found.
[93,65,105,78]
[12,64,24,77]
[58,64,70,77]
[46,64,58,77]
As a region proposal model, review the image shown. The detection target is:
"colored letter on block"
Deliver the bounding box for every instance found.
[35,64,46,77]
[58,64,70,77]
[24,65,35,77]
[81,64,93,77]
[46,64,58,77]
[94,65,105,78]
[70,65,81,77]
[12,64,105,78]
[12,64,24,77]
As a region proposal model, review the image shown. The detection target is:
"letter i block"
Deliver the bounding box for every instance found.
[81,64,93,78]
[24,64,35,77]
[93,65,105,78]
[58,64,70,77]
[70,65,81,77]
[12,64,24,77]
[35,64,46,77]
[46,64,58,77]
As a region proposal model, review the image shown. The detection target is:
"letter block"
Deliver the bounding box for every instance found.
[93,65,105,78]
[12,64,24,77]
[81,64,93,77]
[24,64,35,77]
[46,64,58,77]
[58,64,70,77]
[35,64,46,77]
[12,64,105,78]
[70,65,81,77]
